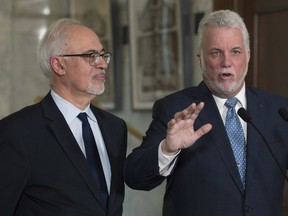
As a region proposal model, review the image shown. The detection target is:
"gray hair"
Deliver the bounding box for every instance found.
[197,10,250,54]
[37,18,84,78]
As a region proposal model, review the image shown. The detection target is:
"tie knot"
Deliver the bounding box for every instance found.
[225,97,238,109]
[78,112,89,123]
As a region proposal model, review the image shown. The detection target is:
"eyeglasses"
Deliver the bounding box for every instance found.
[59,51,111,65]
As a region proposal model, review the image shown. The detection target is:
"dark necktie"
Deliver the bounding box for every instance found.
[77,112,108,207]
[225,97,246,186]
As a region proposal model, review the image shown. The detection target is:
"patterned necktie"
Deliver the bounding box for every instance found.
[225,97,246,186]
[78,112,108,207]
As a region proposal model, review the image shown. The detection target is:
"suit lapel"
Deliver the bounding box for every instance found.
[194,82,245,193]
[40,93,107,210]
[91,107,117,158]
[90,107,119,208]
[245,88,266,187]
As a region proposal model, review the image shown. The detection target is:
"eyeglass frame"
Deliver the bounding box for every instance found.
[58,51,112,66]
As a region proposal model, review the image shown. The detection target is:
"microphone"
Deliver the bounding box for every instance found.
[279,107,288,121]
[237,107,288,181]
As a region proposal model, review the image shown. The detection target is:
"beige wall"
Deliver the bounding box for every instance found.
[0,0,213,215]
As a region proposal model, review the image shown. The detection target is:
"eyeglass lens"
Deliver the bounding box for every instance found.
[90,53,111,65]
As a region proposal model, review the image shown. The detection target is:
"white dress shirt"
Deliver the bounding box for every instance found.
[50,90,111,192]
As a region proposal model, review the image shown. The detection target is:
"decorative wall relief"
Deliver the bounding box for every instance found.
[129,0,184,110]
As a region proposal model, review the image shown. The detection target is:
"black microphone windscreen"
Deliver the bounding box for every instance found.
[279,108,288,121]
[237,107,251,122]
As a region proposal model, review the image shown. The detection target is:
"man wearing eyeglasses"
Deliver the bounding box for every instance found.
[0,18,127,216]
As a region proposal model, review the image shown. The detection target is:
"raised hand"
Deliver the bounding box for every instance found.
[161,102,212,155]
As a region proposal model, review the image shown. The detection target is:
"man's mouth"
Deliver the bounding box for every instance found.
[92,73,106,81]
[222,72,232,77]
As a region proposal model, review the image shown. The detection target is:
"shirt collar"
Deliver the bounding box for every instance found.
[212,83,247,110]
[50,90,96,124]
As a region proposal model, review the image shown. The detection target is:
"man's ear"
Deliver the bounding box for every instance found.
[50,56,65,76]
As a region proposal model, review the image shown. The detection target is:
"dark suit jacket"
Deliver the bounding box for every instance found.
[0,92,127,216]
[124,81,288,216]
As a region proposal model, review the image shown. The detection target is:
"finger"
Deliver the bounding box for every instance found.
[173,102,204,121]
[174,111,184,121]
[167,118,176,130]
[189,102,205,120]
[175,103,197,120]
[193,123,212,139]
[194,102,205,115]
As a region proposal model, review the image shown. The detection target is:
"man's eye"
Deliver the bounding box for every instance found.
[90,53,99,58]
[231,50,241,55]
[210,51,221,57]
